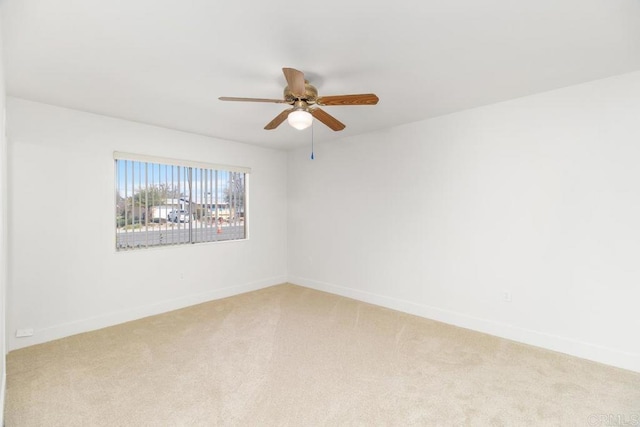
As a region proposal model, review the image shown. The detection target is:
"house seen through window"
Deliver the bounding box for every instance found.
[115,153,248,250]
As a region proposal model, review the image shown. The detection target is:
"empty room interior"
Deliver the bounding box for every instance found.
[1,1,640,425]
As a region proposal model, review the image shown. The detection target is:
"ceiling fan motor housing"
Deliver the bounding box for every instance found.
[284,81,318,103]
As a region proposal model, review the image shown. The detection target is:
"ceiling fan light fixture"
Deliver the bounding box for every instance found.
[287,110,313,130]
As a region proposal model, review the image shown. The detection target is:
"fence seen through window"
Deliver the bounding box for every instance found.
[115,154,248,250]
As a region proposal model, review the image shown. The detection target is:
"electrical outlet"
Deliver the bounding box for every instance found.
[503,291,512,303]
[16,328,34,338]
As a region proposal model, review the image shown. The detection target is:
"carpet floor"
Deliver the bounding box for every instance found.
[5,284,640,426]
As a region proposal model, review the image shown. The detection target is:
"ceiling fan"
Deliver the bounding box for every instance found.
[219,67,379,131]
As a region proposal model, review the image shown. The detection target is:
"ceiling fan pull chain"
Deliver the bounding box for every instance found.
[310,122,315,160]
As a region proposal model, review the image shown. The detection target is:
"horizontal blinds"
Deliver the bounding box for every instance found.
[114,151,251,174]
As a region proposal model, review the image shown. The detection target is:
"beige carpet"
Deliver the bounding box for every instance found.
[5,284,640,426]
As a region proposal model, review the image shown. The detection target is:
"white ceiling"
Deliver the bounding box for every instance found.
[2,0,640,150]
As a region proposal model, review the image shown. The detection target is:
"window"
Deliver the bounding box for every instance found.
[114,152,248,251]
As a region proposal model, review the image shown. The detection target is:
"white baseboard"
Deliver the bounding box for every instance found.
[9,276,286,351]
[289,276,640,373]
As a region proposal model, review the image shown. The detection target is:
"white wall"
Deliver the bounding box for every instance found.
[0,10,7,424]
[288,71,640,372]
[6,97,288,350]
[6,71,640,374]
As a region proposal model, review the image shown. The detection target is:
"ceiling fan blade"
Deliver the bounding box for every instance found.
[219,96,288,104]
[310,108,345,131]
[282,68,306,98]
[264,109,292,130]
[316,93,379,106]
